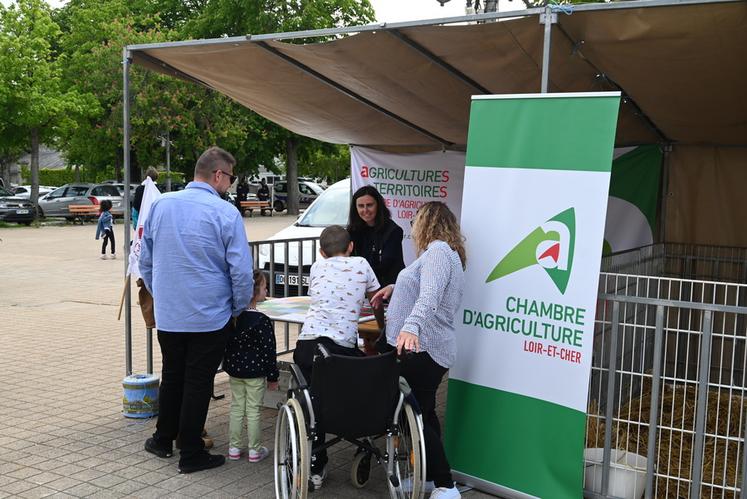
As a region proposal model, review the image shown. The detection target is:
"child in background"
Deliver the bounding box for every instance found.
[95,200,115,259]
[223,270,279,462]
[293,225,385,489]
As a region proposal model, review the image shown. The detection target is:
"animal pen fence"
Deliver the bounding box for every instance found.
[588,243,747,498]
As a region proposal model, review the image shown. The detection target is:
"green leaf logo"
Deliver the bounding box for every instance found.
[486,208,576,294]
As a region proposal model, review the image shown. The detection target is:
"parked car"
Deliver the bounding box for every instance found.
[272,180,324,212]
[0,186,36,225]
[257,179,349,295]
[109,183,137,199]
[37,183,124,218]
[10,185,56,199]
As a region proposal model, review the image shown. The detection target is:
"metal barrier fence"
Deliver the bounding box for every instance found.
[601,243,747,284]
[249,236,320,355]
[588,244,747,498]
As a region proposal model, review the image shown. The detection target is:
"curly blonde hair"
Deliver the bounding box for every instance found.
[411,201,466,269]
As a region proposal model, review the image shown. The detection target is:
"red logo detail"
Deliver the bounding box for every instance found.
[538,243,560,262]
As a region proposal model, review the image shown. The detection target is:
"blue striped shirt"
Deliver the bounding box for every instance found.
[140,181,254,332]
[386,240,464,368]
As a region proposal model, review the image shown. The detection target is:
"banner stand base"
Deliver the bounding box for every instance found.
[452,471,539,499]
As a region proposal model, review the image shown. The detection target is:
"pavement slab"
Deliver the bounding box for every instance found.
[1,217,495,498]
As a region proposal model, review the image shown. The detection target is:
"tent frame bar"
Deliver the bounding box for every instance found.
[554,24,670,144]
[122,0,742,375]
[122,49,133,377]
[387,29,491,95]
[255,41,450,147]
[125,0,740,53]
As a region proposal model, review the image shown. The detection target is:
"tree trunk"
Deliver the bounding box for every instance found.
[74,165,80,183]
[30,128,40,208]
[286,137,299,215]
[0,161,10,188]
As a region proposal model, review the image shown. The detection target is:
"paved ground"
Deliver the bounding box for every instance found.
[0,215,493,498]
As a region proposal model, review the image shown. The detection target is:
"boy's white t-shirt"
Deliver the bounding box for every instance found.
[299,256,380,348]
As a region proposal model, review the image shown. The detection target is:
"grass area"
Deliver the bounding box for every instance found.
[0,221,34,229]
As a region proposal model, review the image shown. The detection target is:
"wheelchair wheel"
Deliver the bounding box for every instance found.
[274,398,309,499]
[389,400,426,499]
[350,449,373,488]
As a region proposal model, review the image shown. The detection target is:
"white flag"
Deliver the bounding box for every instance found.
[128,178,161,280]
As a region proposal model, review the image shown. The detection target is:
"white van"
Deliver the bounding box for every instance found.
[257,178,350,294]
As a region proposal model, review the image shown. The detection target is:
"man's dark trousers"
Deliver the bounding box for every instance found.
[152,321,230,463]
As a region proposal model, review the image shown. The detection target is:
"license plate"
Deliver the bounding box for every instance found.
[16,209,29,214]
[275,274,309,286]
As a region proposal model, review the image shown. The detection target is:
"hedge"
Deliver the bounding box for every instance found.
[20,166,184,186]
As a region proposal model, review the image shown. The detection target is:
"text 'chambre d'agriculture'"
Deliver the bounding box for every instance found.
[462,296,587,364]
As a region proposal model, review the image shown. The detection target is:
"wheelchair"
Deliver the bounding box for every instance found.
[274,345,427,498]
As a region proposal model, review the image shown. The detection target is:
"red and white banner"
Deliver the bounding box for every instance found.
[351,147,465,264]
[128,178,161,281]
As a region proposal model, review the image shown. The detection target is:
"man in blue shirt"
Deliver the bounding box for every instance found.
[140,146,254,474]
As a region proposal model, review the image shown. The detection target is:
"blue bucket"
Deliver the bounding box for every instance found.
[122,373,159,418]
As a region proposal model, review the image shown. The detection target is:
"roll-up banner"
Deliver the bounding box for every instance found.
[350,147,465,264]
[445,92,620,498]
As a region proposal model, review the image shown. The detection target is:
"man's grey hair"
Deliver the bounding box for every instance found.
[195,146,236,179]
[144,167,159,181]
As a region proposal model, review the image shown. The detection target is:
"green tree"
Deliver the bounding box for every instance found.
[0,0,96,207]
[56,0,282,185]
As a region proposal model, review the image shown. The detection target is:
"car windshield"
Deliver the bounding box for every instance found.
[296,182,349,227]
[306,183,324,195]
[0,186,13,197]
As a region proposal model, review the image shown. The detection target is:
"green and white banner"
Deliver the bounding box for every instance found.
[445,93,620,498]
[604,145,663,255]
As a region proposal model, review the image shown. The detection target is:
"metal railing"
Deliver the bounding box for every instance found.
[601,243,747,284]
[587,269,747,498]
[249,236,321,355]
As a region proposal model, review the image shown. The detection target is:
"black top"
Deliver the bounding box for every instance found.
[236,182,249,202]
[133,184,145,212]
[350,219,405,287]
[224,310,279,381]
[133,183,161,212]
[257,184,270,201]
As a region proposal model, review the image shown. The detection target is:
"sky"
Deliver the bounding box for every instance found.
[0,0,524,21]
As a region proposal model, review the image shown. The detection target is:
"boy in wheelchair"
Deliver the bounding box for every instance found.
[292,225,386,489]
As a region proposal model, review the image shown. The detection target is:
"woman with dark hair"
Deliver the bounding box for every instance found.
[347,185,405,288]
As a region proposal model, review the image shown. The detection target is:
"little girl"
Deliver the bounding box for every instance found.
[94,200,115,259]
[224,270,279,462]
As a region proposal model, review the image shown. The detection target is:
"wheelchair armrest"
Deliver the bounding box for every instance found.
[289,364,309,390]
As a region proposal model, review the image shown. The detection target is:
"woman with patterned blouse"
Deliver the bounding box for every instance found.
[372,201,466,499]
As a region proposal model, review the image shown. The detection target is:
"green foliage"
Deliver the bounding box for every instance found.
[19,164,185,185]
[299,143,350,183]
[20,165,115,184]
[184,0,375,40]
[5,0,376,189]
[0,0,98,154]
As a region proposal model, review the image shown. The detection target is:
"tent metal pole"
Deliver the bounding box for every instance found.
[540,5,556,93]
[658,144,672,243]
[125,0,741,52]
[256,41,450,148]
[123,49,133,377]
[387,30,491,95]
